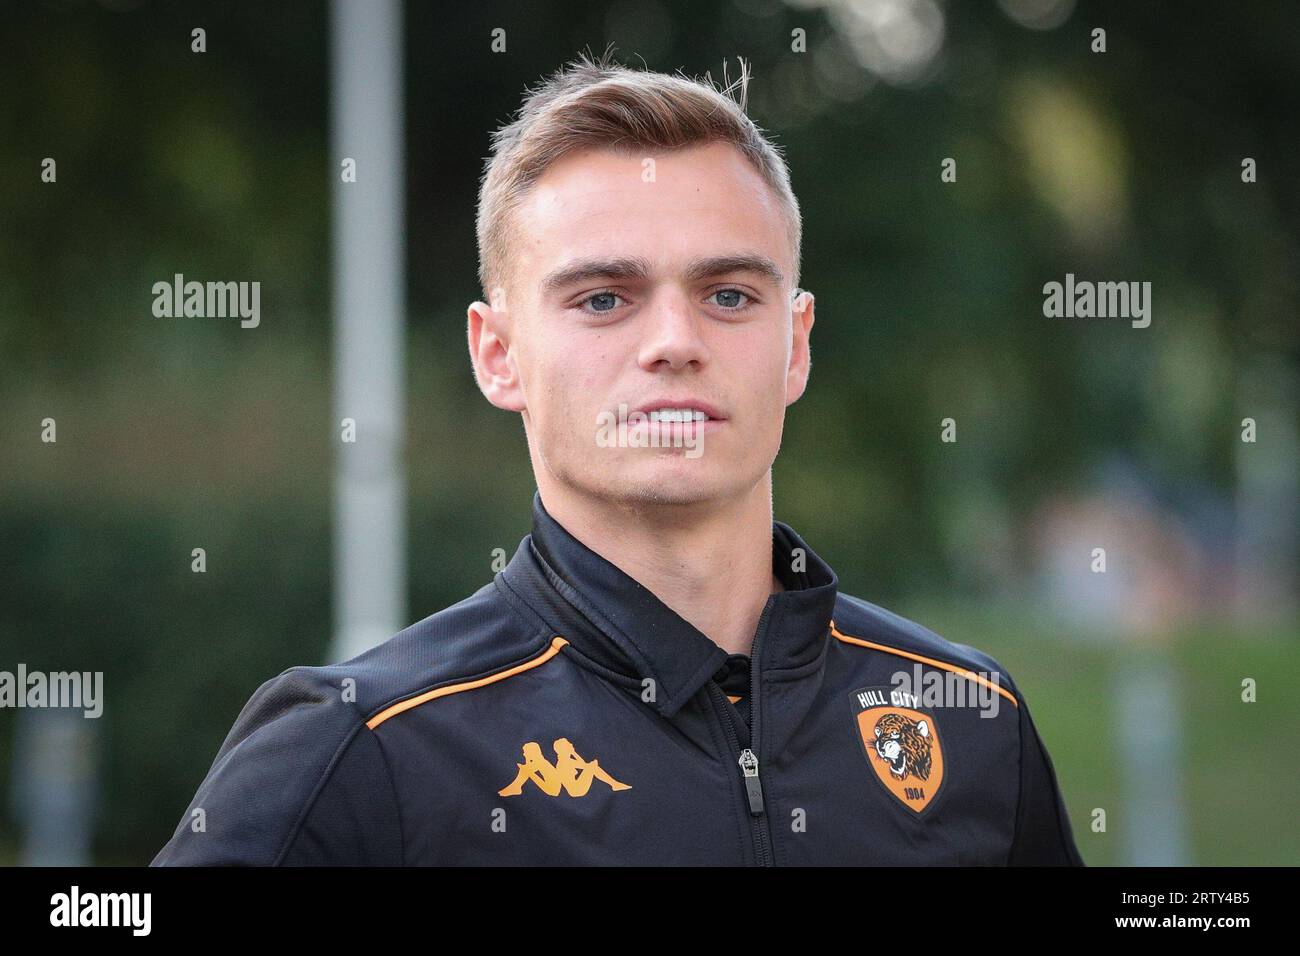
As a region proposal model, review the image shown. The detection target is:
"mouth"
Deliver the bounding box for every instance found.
[629,407,725,442]
[648,408,710,424]
[634,400,726,424]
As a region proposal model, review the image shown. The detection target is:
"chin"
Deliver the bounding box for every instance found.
[601,460,747,508]
[617,483,715,507]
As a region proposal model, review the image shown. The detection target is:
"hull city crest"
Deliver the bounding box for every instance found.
[851,685,947,816]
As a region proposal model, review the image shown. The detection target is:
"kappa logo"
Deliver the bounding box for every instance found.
[850,686,947,816]
[498,737,632,797]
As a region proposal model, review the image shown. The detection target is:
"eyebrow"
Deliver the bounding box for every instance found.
[539,253,785,296]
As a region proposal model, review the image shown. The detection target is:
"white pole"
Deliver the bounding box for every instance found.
[328,0,407,662]
[1116,652,1190,865]
[1234,356,1298,624]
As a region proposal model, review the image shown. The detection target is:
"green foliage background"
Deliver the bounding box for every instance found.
[0,0,1295,864]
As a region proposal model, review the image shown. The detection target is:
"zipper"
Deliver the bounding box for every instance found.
[709,598,775,866]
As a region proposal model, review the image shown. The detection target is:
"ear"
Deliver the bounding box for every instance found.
[784,289,816,407]
[467,294,527,413]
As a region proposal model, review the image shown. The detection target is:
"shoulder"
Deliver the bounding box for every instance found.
[324,577,557,723]
[829,591,1022,700]
[151,661,372,865]
[153,577,546,865]
[223,576,545,739]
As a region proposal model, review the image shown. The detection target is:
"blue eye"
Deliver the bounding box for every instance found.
[711,289,751,309]
[580,291,623,314]
[576,288,754,314]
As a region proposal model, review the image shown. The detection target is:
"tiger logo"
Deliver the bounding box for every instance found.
[871,712,933,782]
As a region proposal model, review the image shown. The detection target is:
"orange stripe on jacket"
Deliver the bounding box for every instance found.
[366,636,569,729]
[829,620,1018,709]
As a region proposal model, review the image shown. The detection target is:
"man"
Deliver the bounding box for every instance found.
[153,51,1083,866]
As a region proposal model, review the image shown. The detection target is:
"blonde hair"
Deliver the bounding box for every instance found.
[475,46,802,303]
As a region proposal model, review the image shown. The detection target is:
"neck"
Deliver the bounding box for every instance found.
[538,476,784,657]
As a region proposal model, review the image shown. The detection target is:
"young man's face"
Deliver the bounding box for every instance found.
[469,140,815,510]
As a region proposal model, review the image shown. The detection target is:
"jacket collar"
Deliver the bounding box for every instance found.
[501,490,839,718]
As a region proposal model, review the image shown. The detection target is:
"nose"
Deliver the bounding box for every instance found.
[637,287,709,372]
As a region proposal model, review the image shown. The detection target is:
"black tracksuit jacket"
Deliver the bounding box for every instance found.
[152,491,1085,866]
